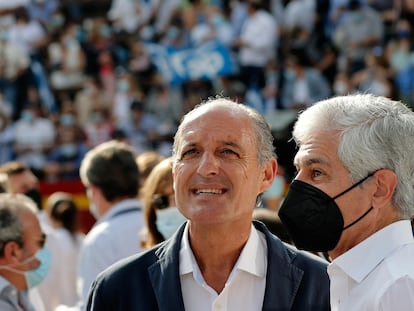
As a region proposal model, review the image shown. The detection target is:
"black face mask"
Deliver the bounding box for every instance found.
[24,188,43,210]
[278,172,375,252]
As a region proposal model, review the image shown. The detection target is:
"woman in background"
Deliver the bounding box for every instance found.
[38,192,85,311]
[140,157,186,249]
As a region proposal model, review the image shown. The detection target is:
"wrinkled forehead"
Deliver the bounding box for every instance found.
[179,107,256,149]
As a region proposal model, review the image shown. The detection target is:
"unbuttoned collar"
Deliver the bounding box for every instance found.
[329,220,414,283]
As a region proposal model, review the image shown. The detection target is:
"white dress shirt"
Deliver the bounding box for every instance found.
[180,224,267,311]
[77,199,143,303]
[328,220,414,311]
[238,10,278,67]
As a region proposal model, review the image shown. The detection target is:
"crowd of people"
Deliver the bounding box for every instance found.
[0,0,414,183]
[0,93,414,310]
[0,1,414,311]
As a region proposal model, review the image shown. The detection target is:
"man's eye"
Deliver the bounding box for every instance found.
[221,149,240,158]
[311,170,323,178]
[181,149,197,158]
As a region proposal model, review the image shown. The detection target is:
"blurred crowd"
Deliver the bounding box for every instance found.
[0,0,413,184]
[2,2,414,309]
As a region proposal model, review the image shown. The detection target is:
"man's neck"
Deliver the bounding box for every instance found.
[188,221,252,293]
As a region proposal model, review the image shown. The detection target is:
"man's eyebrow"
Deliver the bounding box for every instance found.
[221,141,241,149]
[294,157,331,167]
[180,142,197,149]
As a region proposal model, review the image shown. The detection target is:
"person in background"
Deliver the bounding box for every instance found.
[252,208,292,244]
[332,0,384,75]
[0,161,43,216]
[47,20,86,100]
[76,140,144,309]
[0,24,31,122]
[144,73,184,156]
[279,93,414,310]
[384,18,413,77]
[233,0,278,91]
[86,97,330,311]
[42,113,88,182]
[37,192,84,311]
[83,104,114,149]
[0,193,50,311]
[280,52,331,110]
[0,93,14,164]
[43,113,88,182]
[74,75,110,130]
[12,99,56,179]
[112,70,144,129]
[350,47,393,98]
[0,161,48,311]
[261,165,287,210]
[136,151,165,188]
[135,150,164,203]
[120,99,161,155]
[140,157,186,249]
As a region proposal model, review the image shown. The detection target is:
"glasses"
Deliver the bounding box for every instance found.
[152,194,173,210]
[39,233,47,249]
[25,232,47,249]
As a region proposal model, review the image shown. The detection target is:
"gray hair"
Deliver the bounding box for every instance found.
[172,97,276,166]
[0,193,37,256]
[293,94,414,219]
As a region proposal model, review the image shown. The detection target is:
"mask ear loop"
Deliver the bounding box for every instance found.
[343,206,374,230]
[0,253,36,274]
[334,170,379,231]
[332,171,377,200]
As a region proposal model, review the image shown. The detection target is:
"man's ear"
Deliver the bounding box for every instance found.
[260,158,278,193]
[3,241,23,264]
[372,169,397,208]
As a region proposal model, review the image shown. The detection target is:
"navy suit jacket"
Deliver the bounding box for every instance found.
[86,221,330,310]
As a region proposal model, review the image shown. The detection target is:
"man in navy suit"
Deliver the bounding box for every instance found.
[86,97,330,311]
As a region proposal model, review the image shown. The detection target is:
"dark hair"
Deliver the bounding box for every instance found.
[80,141,140,201]
[247,0,264,10]
[46,192,80,240]
[51,199,79,237]
[0,208,23,256]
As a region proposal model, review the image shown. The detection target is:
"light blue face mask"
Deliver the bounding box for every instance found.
[25,247,51,288]
[0,247,51,288]
[156,207,187,239]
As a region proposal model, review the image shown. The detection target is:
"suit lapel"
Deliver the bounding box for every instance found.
[148,224,187,311]
[255,221,304,310]
[147,221,305,310]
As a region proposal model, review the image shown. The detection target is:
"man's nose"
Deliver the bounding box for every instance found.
[196,152,219,177]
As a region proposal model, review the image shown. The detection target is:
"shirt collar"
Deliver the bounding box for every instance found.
[0,275,12,292]
[179,223,267,279]
[329,220,414,283]
[0,275,18,304]
[99,198,140,222]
